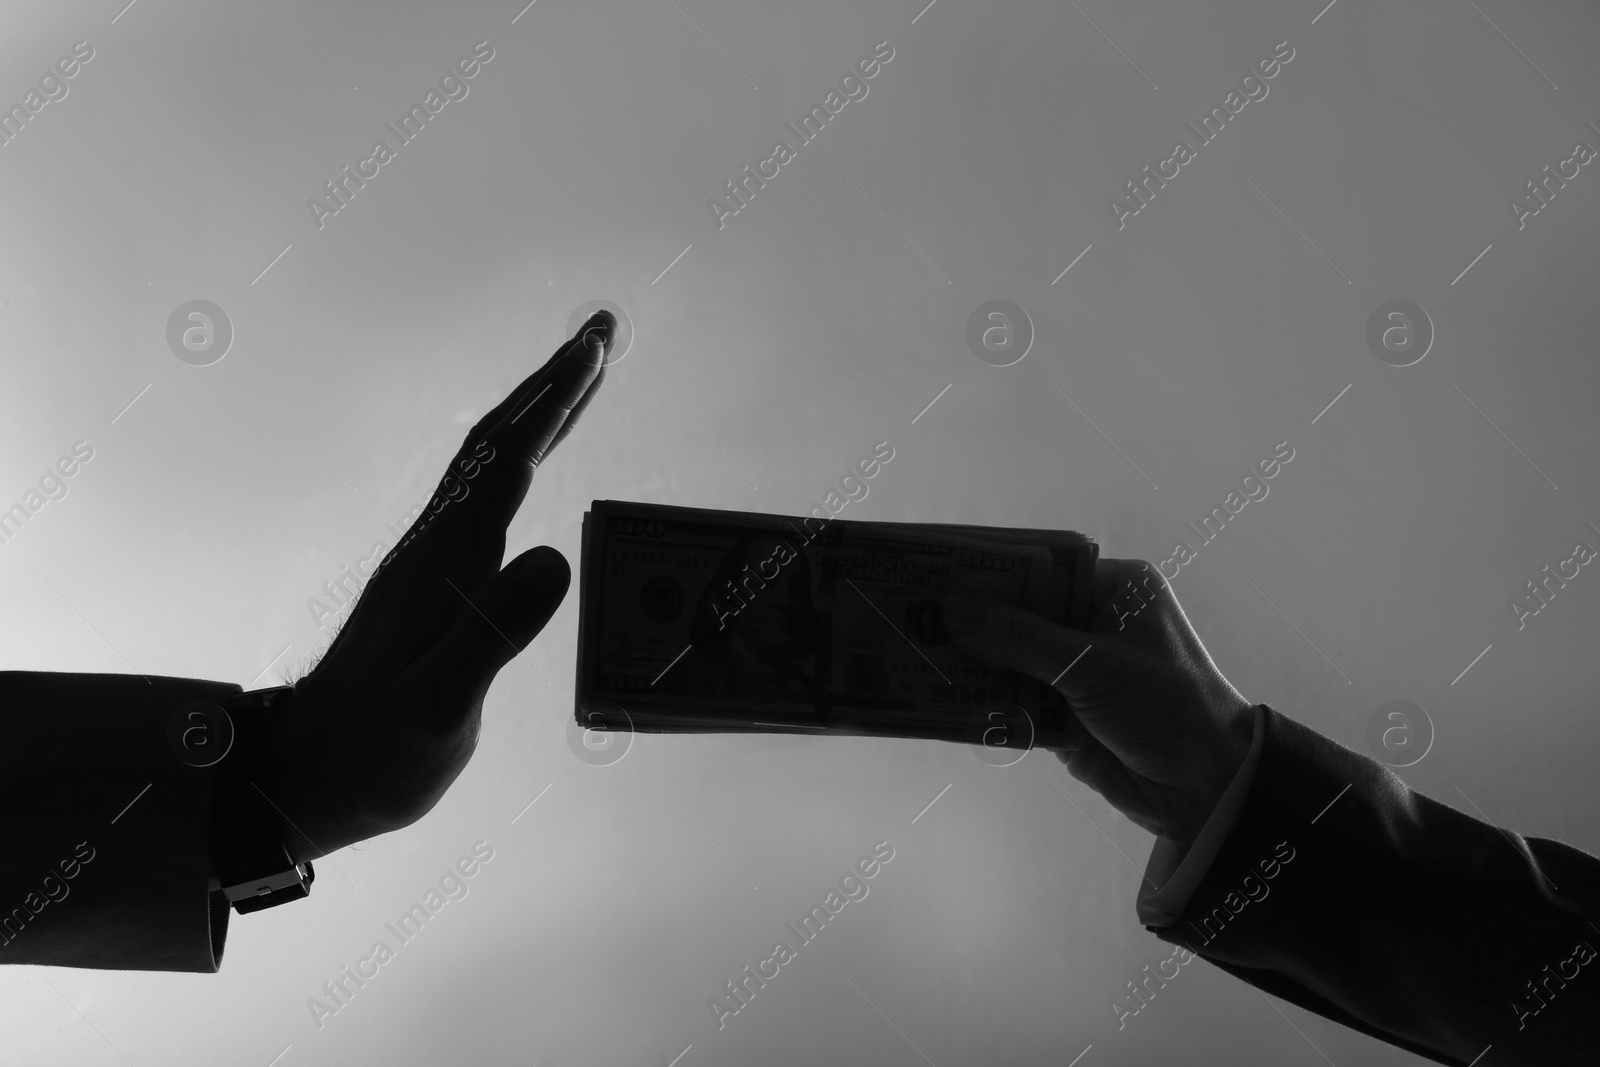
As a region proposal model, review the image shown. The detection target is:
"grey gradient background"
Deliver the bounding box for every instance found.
[2,0,1598,1064]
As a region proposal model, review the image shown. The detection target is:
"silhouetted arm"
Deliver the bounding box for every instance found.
[0,311,616,972]
[946,560,1600,1065]
[1146,704,1600,1066]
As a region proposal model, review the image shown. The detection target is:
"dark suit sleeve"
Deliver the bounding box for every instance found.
[1148,705,1600,1066]
[0,671,241,972]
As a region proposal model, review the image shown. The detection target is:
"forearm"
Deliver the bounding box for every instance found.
[1148,705,1600,1065]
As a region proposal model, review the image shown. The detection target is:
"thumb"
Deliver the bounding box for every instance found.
[432,545,572,682]
[942,593,1121,699]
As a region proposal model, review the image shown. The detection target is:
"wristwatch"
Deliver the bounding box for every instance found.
[210,686,315,914]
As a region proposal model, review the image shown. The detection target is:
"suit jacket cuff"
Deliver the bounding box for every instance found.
[0,672,240,972]
[1137,703,1267,927]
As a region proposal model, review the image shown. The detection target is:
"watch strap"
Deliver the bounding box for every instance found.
[211,686,315,914]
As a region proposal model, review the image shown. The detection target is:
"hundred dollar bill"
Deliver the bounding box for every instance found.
[575,500,1099,750]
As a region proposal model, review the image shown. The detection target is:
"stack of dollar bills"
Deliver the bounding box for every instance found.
[575,500,1099,751]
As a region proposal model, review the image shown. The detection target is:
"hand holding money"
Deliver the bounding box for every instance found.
[943,559,1256,844]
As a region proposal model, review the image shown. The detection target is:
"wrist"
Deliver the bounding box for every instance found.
[1169,691,1255,844]
[209,686,315,913]
[1207,691,1256,794]
[257,680,395,865]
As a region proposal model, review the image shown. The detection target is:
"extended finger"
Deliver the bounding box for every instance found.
[477,315,610,468]
[542,337,608,456]
[410,322,609,557]
[462,310,615,445]
[341,317,607,647]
